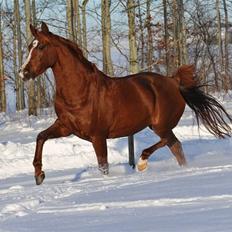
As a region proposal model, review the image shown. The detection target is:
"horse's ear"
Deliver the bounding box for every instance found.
[30,24,38,37]
[41,22,49,34]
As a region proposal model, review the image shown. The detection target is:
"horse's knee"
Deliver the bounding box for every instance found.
[36,131,46,142]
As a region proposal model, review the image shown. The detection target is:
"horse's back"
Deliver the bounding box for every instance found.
[100,72,185,138]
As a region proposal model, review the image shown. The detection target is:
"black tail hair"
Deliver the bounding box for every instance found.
[180,85,232,138]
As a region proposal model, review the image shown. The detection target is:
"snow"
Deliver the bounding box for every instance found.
[0,99,232,232]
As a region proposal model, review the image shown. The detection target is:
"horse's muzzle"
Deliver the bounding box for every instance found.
[18,68,33,81]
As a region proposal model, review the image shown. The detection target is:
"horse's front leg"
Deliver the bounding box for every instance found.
[33,119,72,185]
[92,136,109,175]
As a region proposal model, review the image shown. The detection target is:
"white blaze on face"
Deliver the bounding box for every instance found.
[19,40,39,79]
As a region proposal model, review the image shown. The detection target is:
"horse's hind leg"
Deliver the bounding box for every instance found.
[167,131,187,166]
[137,131,187,171]
[137,138,168,171]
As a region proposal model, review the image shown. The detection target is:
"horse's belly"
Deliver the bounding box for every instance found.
[108,115,149,138]
[108,126,147,138]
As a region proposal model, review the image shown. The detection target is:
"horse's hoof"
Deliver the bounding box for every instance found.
[137,158,148,172]
[102,169,109,175]
[98,164,109,175]
[99,168,109,175]
[35,171,45,185]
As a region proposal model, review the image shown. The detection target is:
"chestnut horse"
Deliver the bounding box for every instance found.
[19,22,232,185]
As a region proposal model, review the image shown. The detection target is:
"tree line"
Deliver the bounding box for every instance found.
[0,0,232,115]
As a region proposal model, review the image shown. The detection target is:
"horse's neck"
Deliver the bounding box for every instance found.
[52,50,93,101]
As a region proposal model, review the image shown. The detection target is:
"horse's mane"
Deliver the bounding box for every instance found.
[51,33,95,71]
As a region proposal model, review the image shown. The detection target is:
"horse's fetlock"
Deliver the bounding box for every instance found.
[141,150,150,160]
[33,160,42,168]
[98,163,109,175]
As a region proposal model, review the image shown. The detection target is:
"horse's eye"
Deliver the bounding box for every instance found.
[38,44,46,50]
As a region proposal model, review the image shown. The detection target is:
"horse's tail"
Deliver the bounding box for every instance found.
[174,65,232,138]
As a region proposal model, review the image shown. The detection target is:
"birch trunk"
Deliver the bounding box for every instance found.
[25,0,37,116]
[0,10,6,112]
[216,0,224,68]
[137,0,145,69]
[172,0,188,67]
[222,0,231,89]
[101,0,113,76]
[146,0,153,71]
[82,0,89,57]
[127,0,139,168]
[76,0,82,46]
[127,0,139,74]
[14,0,25,111]
[66,0,75,41]
[163,0,170,75]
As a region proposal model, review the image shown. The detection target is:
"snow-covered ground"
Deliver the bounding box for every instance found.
[0,97,232,232]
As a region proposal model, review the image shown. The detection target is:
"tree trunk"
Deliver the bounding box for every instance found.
[163,0,170,75]
[66,0,75,41]
[14,0,25,111]
[0,9,6,112]
[127,0,139,74]
[101,0,113,76]
[146,0,153,71]
[25,0,37,116]
[216,0,226,90]
[73,0,78,42]
[172,0,188,67]
[216,0,224,74]
[137,0,145,70]
[13,14,18,108]
[127,0,139,168]
[82,0,89,57]
[76,0,82,46]
[222,0,231,89]
[32,0,44,111]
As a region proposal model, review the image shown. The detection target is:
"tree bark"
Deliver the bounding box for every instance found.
[127,0,139,168]
[14,0,25,111]
[216,0,224,67]
[32,0,45,110]
[172,0,188,67]
[0,9,6,112]
[222,0,231,89]
[127,0,139,74]
[163,0,170,75]
[101,0,114,76]
[146,0,153,71]
[76,0,82,46]
[216,0,226,90]
[25,0,37,116]
[82,0,89,57]
[137,0,145,70]
[66,0,75,41]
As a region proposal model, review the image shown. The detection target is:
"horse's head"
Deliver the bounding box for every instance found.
[19,22,57,81]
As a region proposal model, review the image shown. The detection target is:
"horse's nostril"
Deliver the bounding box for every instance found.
[18,68,22,73]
